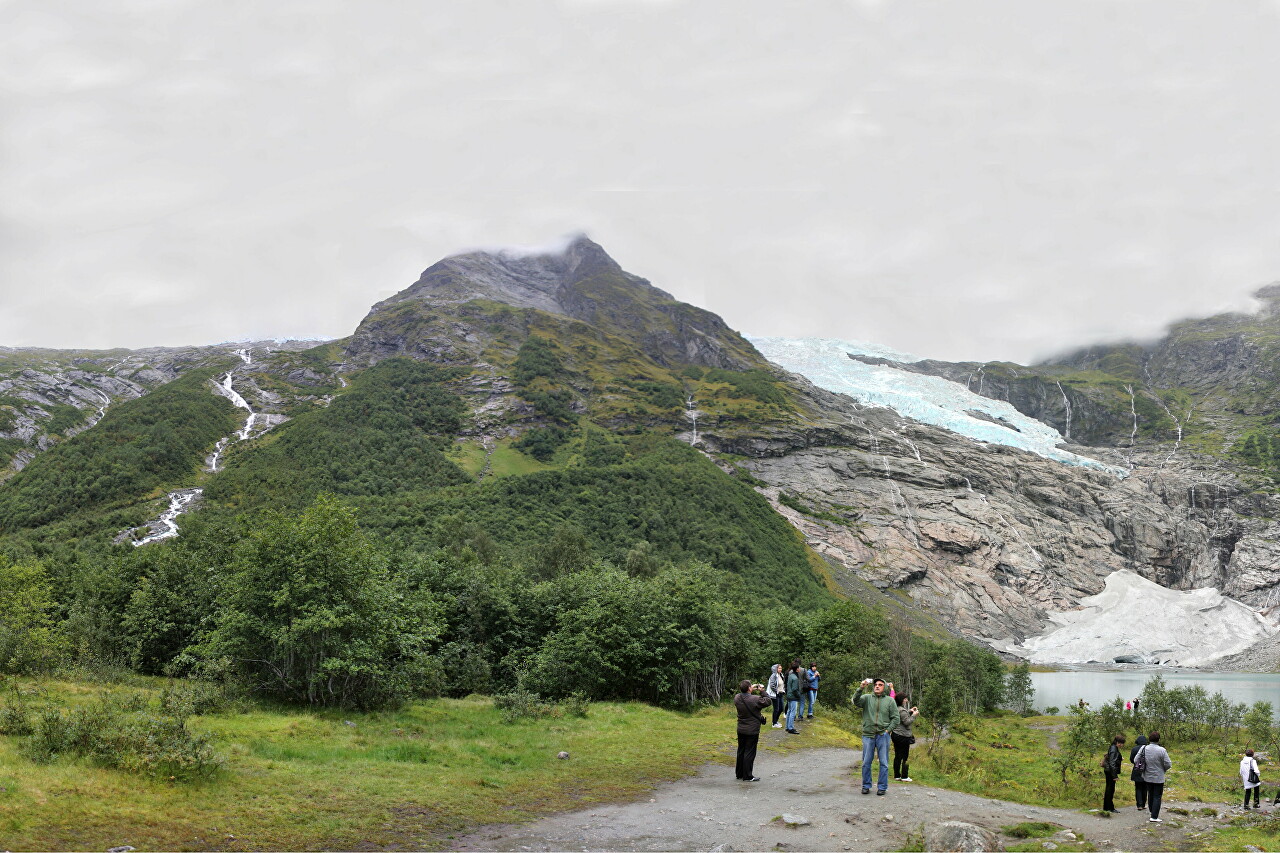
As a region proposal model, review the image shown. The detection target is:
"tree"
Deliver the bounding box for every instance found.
[195,495,441,710]
[1244,701,1276,754]
[1004,663,1035,715]
[0,557,67,673]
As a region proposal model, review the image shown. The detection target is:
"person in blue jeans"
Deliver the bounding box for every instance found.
[852,677,897,795]
[804,663,820,718]
[784,660,803,734]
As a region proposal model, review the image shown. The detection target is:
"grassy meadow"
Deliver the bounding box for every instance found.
[0,675,743,851]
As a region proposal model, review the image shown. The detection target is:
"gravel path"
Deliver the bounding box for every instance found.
[450,735,1270,852]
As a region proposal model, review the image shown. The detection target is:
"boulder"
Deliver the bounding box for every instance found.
[924,820,1004,852]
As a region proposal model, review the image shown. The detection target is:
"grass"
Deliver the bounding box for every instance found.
[825,712,1277,852]
[0,677,737,851]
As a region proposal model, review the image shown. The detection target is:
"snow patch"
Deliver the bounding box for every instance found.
[1008,570,1279,667]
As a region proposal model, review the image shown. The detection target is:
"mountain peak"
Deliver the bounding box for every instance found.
[350,234,763,370]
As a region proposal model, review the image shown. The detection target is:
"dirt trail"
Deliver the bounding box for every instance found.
[450,736,1268,852]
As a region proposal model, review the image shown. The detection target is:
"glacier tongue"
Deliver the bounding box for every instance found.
[1007,570,1280,667]
[750,336,1125,475]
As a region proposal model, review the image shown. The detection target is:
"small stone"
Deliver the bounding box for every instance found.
[883,814,893,822]
[709,845,735,853]
[557,751,570,760]
[343,720,356,727]
[781,814,810,826]
[1041,845,1057,851]
[1053,830,1077,841]
[108,848,135,853]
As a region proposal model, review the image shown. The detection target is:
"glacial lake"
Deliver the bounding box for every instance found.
[1029,670,1280,719]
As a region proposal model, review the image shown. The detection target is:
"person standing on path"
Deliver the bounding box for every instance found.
[805,663,820,719]
[733,679,772,782]
[767,664,785,728]
[1241,748,1262,810]
[1140,731,1173,822]
[891,694,918,782]
[853,677,897,795]
[1129,733,1149,811]
[785,660,802,734]
[1102,734,1125,813]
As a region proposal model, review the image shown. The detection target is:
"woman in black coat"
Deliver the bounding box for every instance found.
[1129,734,1149,810]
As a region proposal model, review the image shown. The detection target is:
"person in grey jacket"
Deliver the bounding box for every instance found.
[891,694,918,781]
[1139,731,1173,822]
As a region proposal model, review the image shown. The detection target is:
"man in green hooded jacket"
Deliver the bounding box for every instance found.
[852,677,897,795]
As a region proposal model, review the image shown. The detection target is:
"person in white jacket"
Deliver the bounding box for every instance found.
[766,664,785,728]
[1241,748,1262,810]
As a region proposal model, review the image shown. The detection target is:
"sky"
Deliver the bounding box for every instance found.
[3,0,1279,363]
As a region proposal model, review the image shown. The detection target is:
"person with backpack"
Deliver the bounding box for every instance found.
[1139,731,1173,822]
[1102,734,1125,813]
[766,664,785,728]
[1130,733,1149,810]
[1241,748,1262,810]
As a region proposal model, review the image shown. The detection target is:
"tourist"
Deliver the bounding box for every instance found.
[1125,700,1131,712]
[853,677,898,795]
[1102,734,1125,813]
[805,663,820,719]
[891,694,919,782]
[767,664,785,728]
[1133,697,1140,714]
[1241,748,1262,810]
[733,679,772,782]
[785,660,802,734]
[1140,731,1173,822]
[799,663,812,718]
[1130,734,1149,810]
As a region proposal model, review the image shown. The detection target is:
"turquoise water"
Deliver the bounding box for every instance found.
[1028,670,1280,718]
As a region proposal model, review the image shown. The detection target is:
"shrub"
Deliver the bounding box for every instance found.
[20,697,220,779]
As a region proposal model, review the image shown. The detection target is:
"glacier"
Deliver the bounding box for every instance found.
[749,336,1126,476]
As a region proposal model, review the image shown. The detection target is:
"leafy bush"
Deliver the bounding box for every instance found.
[193,495,443,710]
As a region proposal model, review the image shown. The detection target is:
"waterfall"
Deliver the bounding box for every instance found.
[132,489,202,547]
[1055,381,1072,442]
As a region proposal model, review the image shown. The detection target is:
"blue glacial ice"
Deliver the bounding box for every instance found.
[749,336,1125,476]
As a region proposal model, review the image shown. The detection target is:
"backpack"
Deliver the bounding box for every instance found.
[1133,745,1147,774]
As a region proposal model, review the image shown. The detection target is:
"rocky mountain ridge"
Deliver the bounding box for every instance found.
[4,239,1278,668]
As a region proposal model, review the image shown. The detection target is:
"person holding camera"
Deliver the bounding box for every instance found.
[891,693,919,782]
[734,679,772,782]
[853,677,898,795]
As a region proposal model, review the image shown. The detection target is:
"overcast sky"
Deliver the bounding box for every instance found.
[3,1,1279,362]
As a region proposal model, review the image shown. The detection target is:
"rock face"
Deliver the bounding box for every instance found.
[699,366,1280,662]
[0,341,330,478]
[924,820,1004,852]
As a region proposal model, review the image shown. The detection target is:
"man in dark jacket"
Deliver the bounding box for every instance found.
[1103,733,1125,813]
[853,677,897,795]
[734,679,772,781]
